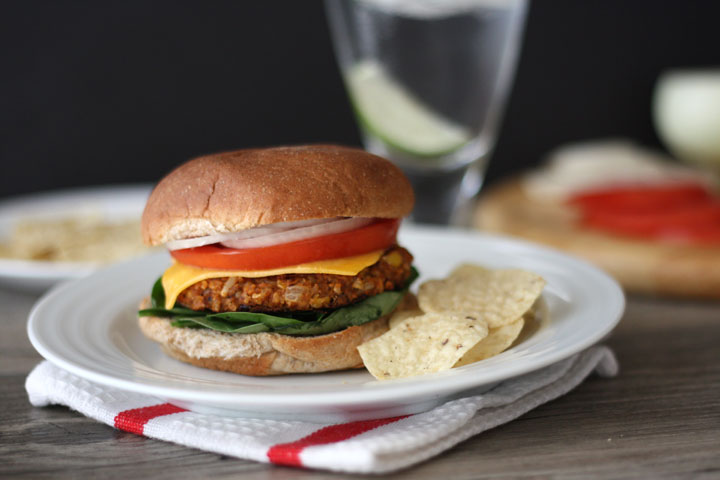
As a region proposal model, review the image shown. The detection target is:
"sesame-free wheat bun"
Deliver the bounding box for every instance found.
[141,144,415,246]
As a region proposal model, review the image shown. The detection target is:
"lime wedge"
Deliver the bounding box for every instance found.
[346,60,472,158]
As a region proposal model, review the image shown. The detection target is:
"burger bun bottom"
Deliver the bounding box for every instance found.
[138,294,414,376]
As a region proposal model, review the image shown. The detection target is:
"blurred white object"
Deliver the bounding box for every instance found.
[653,69,720,168]
[524,140,716,201]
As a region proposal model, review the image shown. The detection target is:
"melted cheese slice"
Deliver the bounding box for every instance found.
[162,250,384,309]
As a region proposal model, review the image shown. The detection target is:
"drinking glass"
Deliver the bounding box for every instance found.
[653,69,720,170]
[325,0,527,224]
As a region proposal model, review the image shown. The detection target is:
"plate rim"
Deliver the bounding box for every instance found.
[27,226,625,407]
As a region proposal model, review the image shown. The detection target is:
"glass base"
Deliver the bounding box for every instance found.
[403,160,484,226]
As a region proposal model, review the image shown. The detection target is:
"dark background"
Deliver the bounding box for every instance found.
[2,0,719,200]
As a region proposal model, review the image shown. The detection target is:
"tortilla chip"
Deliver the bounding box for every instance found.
[388,308,424,330]
[454,318,525,367]
[418,268,545,328]
[358,312,489,380]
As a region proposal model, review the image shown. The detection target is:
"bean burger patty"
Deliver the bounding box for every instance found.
[176,246,413,313]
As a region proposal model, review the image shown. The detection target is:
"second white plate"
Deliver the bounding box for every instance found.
[27,226,624,422]
[0,184,153,291]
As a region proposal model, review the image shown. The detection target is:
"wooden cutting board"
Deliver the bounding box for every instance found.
[474,178,720,299]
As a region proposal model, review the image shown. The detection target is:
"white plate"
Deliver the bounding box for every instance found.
[0,185,153,291]
[27,226,624,422]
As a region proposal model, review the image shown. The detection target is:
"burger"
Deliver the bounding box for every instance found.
[137,144,416,376]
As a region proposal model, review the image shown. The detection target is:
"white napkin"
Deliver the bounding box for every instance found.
[26,346,617,474]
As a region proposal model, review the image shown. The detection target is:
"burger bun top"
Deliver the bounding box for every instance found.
[141,145,414,246]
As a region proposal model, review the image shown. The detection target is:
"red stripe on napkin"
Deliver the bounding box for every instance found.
[267,415,409,467]
[114,403,187,435]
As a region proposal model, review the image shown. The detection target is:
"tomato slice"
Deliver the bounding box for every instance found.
[569,182,720,245]
[584,199,720,226]
[569,183,712,213]
[170,218,400,270]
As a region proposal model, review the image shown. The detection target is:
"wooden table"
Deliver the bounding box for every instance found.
[2,285,719,479]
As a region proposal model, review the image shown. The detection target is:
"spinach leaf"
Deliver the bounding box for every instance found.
[139,307,205,318]
[406,265,419,288]
[150,277,165,308]
[171,316,271,333]
[207,311,310,327]
[274,290,404,335]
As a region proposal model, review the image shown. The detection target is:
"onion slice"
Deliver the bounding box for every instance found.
[220,217,374,249]
[166,232,244,251]
[165,217,374,251]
